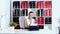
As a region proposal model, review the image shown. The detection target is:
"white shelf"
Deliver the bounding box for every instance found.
[10,0,52,30]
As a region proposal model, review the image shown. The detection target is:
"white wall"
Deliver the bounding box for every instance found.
[0,0,60,34]
[52,0,60,34]
[0,0,10,29]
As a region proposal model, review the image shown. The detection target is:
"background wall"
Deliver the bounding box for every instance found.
[52,0,60,34]
[0,0,10,29]
[0,0,60,34]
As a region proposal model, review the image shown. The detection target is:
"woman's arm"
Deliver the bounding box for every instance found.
[24,19,28,28]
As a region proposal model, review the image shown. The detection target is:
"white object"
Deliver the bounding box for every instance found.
[25,17,35,26]
[19,16,25,28]
[0,27,14,33]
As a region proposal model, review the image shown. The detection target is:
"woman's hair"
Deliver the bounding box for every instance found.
[29,11,33,14]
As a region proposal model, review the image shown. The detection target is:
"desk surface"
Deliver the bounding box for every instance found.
[14,29,52,33]
[0,27,53,34]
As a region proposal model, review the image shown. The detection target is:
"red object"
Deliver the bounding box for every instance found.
[45,9,52,16]
[45,1,52,8]
[36,17,44,24]
[15,25,20,29]
[21,1,28,8]
[37,1,44,8]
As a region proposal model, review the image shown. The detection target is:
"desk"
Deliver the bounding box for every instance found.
[0,26,53,34]
[14,29,52,34]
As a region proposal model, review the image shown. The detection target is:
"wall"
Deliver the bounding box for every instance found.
[52,0,60,34]
[0,0,10,29]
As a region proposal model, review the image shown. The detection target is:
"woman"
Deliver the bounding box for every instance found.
[24,11,35,28]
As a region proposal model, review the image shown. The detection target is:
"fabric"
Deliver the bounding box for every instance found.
[13,9,20,16]
[13,1,20,8]
[37,9,44,16]
[21,1,28,8]
[45,1,52,8]
[45,9,51,16]
[38,25,44,29]
[37,1,44,8]
[13,17,19,24]
[49,17,52,23]
[21,9,28,16]
[45,17,48,24]
[29,1,35,8]
[45,17,52,24]
[36,17,44,24]
[37,10,40,16]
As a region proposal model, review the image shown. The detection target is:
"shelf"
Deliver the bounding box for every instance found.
[10,0,52,29]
